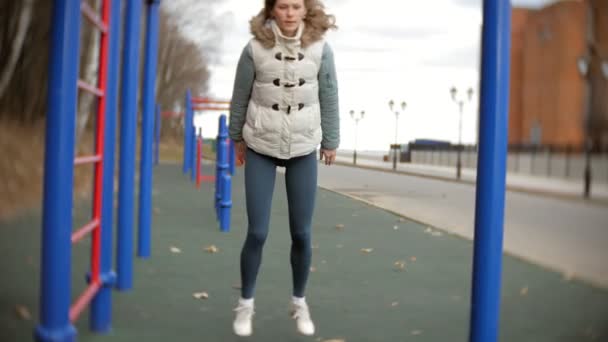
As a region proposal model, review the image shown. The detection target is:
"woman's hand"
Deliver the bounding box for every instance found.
[234,141,247,166]
[319,148,336,165]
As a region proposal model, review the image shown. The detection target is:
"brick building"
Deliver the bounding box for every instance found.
[509,0,607,148]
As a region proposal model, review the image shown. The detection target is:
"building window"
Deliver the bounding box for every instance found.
[530,120,542,146]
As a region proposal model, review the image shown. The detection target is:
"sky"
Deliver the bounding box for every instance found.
[195,0,557,151]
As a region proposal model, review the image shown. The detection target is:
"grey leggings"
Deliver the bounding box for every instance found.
[240,148,317,299]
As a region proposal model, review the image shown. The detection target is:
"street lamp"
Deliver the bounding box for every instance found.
[450,86,474,179]
[350,109,365,165]
[388,99,407,171]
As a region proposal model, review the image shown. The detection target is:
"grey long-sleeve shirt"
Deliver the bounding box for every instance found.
[228,42,340,150]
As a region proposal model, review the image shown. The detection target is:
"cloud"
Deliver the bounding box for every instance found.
[353,25,444,41]
[422,44,480,70]
[453,0,557,8]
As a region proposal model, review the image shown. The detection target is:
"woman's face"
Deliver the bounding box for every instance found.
[271,0,306,37]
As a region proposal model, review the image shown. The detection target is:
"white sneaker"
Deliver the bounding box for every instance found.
[290,298,315,336]
[233,298,254,336]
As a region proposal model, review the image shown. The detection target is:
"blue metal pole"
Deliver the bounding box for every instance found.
[228,139,236,175]
[35,1,80,341]
[469,1,511,341]
[138,0,160,259]
[216,115,229,222]
[215,114,228,220]
[191,125,197,182]
[90,0,121,332]
[155,104,161,166]
[183,90,192,173]
[219,171,232,232]
[188,106,194,174]
[116,0,143,291]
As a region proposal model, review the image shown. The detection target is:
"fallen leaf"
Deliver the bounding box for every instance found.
[193,292,209,300]
[411,330,423,335]
[204,245,219,253]
[393,225,399,230]
[410,256,417,262]
[394,260,406,271]
[424,227,433,233]
[520,287,528,296]
[14,305,31,320]
[391,301,399,307]
[170,246,181,253]
[360,248,374,254]
[310,266,317,272]
[335,224,345,231]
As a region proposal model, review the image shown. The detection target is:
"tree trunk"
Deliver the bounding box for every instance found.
[0,0,33,98]
[76,0,101,142]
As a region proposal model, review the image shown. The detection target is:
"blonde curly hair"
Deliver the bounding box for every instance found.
[251,0,337,48]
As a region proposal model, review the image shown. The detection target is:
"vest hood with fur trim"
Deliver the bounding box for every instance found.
[242,19,326,159]
[249,10,327,49]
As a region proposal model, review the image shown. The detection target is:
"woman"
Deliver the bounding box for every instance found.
[228,0,339,337]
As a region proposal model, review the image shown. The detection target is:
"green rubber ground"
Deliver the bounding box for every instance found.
[1,163,607,342]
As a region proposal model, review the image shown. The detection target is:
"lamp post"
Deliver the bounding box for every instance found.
[388,99,406,171]
[350,110,365,165]
[578,56,593,198]
[450,86,474,179]
[577,1,607,198]
[577,58,608,198]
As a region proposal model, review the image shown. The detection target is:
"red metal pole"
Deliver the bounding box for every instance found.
[192,106,231,111]
[91,0,110,284]
[191,97,231,105]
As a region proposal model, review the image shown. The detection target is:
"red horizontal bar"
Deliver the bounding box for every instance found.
[74,154,102,165]
[162,111,182,118]
[192,106,231,111]
[71,219,99,243]
[80,2,108,33]
[77,80,104,97]
[69,281,101,322]
[191,97,231,105]
[200,175,215,182]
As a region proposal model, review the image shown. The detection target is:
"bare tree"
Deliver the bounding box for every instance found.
[0,0,225,130]
[76,0,101,141]
[0,0,33,98]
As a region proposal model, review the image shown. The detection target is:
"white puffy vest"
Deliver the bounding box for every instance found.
[242,21,325,159]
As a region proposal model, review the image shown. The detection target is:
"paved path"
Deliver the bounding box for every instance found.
[334,154,608,202]
[318,162,608,288]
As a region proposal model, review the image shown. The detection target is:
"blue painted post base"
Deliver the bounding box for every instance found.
[219,172,232,232]
[86,271,118,332]
[35,324,77,342]
[90,287,112,333]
